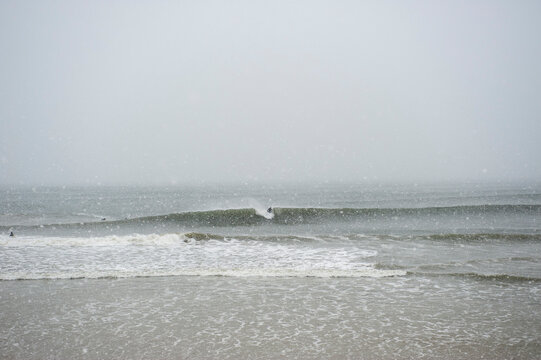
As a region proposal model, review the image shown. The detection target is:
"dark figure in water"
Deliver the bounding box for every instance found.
[267,207,272,213]
[9,231,14,237]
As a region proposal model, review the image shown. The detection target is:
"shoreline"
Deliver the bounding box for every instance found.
[2,275,540,360]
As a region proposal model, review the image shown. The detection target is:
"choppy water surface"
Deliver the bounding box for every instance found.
[1,183,540,359]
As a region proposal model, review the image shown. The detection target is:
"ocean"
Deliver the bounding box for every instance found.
[1,182,540,359]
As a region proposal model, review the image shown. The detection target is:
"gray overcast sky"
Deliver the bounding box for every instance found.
[1,0,540,185]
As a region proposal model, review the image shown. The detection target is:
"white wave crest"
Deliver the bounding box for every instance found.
[0,233,190,247]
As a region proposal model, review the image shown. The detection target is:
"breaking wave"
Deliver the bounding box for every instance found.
[2,205,540,231]
[134,204,541,226]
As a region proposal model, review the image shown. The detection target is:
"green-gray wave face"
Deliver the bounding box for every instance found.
[3,205,540,234]
[142,204,540,222]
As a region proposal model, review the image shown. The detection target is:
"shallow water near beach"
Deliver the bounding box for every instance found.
[1,182,540,359]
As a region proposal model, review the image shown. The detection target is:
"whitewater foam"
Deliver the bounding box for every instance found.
[0,267,406,281]
[0,232,390,281]
[254,207,274,219]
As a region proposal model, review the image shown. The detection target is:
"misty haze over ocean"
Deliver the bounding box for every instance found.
[1,0,540,185]
[1,1,540,359]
